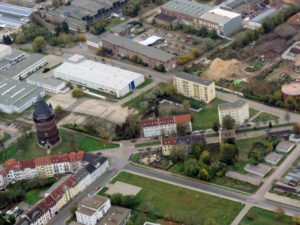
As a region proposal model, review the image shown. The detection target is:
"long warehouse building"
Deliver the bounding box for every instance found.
[101,34,176,71]
[53,54,145,98]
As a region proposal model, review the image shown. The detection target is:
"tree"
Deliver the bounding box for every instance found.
[8,214,15,224]
[220,142,237,164]
[3,36,12,45]
[222,115,235,130]
[71,89,85,98]
[155,64,166,72]
[269,121,272,128]
[192,48,200,57]
[246,212,256,220]
[200,150,211,164]
[293,123,300,134]
[208,29,218,39]
[123,0,140,17]
[275,206,285,219]
[284,112,291,124]
[184,158,198,176]
[212,121,220,133]
[182,100,190,113]
[198,168,209,180]
[62,21,69,33]
[32,36,47,53]
[170,143,188,162]
[163,84,176,97]
[111,193,122,205]
[70,205,78,217]
[177,122,189,136]
[54,105,64,119]
[292,215,300,225]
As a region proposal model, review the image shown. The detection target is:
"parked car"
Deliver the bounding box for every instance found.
[146,147,151,151]
[96,186,101,191]
[131,140,137,143]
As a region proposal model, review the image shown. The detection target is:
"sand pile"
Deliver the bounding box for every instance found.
[206,58,243,80]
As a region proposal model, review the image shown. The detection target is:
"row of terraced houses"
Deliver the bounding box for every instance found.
[0,151,109,225]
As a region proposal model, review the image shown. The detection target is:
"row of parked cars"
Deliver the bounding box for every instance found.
[6,207,24,218]
[3,122,18,129]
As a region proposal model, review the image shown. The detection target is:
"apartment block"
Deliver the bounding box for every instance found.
[161,133,206,156]
[141,114,192,138]
[173,72,216,103]
[218,99,249,126]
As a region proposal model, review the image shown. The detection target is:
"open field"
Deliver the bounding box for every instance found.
[236,136,267,161]
[252,112,280,122]
[239,207,292,225]
[106,172,243,225]
[192,98,228,130]
[0,129,119,163]
[25,187,48,205]
[249,108,260,118]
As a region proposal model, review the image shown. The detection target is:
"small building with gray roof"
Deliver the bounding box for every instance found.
[26,74,67,94]
[102,34,176,71]
[218,99,249,125]
[0,78,45,114]
[110,23,134,37]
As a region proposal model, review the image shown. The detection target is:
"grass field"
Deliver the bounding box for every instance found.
[25,187,49,205]
[236,136,266,161]
[0,132,11,144]
[0,129,119,163]
[192,98,228,130]
[239,207,292,225]
[134,141,161,148]
[252,112,279,122]
[136,78,153,89]
[249,108,260,118]
[106,172,243,225]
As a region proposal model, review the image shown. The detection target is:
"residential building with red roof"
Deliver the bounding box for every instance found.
[141,114,192,138]
[38,195,58,221]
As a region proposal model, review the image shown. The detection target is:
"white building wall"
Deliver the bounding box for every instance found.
[223,15,242,36]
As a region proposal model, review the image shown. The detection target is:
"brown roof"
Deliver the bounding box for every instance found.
[174,114,191,124]
[162,137,177,145]
[19,159,35,169]
[286,12,300,25]
[38,195,57,211]
[35,156,52,166]
[2,159,19,170]
[142,114,191,128]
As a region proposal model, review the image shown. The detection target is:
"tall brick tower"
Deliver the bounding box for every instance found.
[33,97,60,149]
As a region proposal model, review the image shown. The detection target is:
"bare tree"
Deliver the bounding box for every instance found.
[284,112,291,124]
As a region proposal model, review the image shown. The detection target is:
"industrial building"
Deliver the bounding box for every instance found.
[45,0,128,32]
[154,13,178,28]
[26,74,67,94]
[2,53,47,80]
[173,72,216,103]
[110,23,134,37]
[86,36,102,49]
[53,54,145,98]
[0,47,25,73]
[161,0,212,25]
[102,34,176,70]
[0,44,12,58]
[0,78,45,114]
[0,3,35,29]
[218,99,249,126]
[199,8,242,36]
[244,8,278,29]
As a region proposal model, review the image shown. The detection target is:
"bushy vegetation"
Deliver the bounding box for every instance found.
[71,89,86,98]
[0,177,56,209]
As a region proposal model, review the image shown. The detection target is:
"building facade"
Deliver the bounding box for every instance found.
[173,72,216,103]
[102,34,176,71]
[218,99,249,126]
[110,23,134,37]
[142,114,192,138]
[26,74,66,94]
[161,133,206,156]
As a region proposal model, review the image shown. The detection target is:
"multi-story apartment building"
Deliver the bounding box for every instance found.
[101,34,177,71]
[76,195,111,225]
[161,133,206,156]
[173,72,216,103]
[141,114,192,138]
[15,153,109,225]
[218,99,249,126]
[35,156,55,178]
[2,159,36,183]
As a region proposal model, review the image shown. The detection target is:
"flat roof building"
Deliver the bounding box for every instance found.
[53,54,145,98]
[26,74,66,94]
[174,72,215,103]
[2,53,47,80]
[245,8,278,29]
[110,23,134,37]
[0,78,45,114]
[98,206,131,225]
[0,44,12,59]
[102,34,176,71]
[218,99,249,125]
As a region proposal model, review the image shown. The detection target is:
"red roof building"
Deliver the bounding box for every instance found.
[162,137,177,145]
[2,159,19,170]
[38,195,57,212]
[141,114,191,128]
[19,159,35,169]
[35,156,52,166]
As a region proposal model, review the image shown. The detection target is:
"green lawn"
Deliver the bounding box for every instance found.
[252,112,279,122]
[192,98,228,130]
[168,162,184,174]
[0,129,119,163]
[236,136,266,161]
[136,78,153,89]
[131,153,139,163]
[249,108,260,118]
[0,132,11,144]
[25,187,49,205]
[239,207,292,225]
[134,141,161,148]
[106,172,243,225]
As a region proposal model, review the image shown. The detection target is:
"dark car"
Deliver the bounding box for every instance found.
[146,147,151,151]
[131,140,137,143]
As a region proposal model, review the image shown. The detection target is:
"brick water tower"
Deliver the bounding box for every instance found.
[33,97,60,149]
